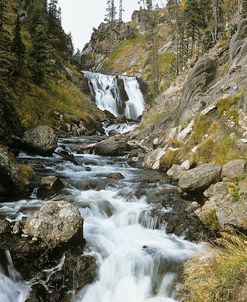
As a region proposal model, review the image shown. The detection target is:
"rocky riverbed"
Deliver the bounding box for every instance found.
[0,134,208,302]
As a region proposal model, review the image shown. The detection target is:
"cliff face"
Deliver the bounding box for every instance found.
[81,10,174,91]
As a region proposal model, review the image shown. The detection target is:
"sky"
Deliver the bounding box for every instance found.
[58,0,166,50]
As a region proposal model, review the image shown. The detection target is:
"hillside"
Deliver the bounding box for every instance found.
[0,0,105,144]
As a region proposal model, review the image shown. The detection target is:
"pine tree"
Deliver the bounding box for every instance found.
[146,0,153,10]
[184,0,205,55]
[29,23,51,84]
[119,0,124,22]
[105,0,117,22]
[12,14,25,76]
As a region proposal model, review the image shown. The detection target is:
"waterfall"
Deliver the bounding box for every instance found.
[84,71,145,121]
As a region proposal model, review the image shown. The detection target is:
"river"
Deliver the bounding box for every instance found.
[0,135,202,302]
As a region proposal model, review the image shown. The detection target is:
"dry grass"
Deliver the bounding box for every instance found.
[181,233,247,302]
[12,73,104,129]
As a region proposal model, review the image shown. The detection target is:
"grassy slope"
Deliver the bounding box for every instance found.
[11,70,104,129]
[4,0,104,131]
[181,234,247,302]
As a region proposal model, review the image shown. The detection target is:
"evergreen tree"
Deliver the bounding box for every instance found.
[29,23,51,84]
[146,0,153,10]
[184,0,205,55]
[12,13,25,76]
[105,0,117,22]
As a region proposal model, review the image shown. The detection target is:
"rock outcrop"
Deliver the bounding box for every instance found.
[179,56,217,122]
[229,19,247,71]
[22,125,58,156]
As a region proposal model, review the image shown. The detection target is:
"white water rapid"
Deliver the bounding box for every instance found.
[84,71,145,121]
[0,136,203,302]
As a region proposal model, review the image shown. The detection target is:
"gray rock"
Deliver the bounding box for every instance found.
[94,136,131,156]
[216,193,247,231]
[179,56,217,122]
[37,176,65,199]
[178,163,222,192]
[167,164,186,180]
[144,148,164,170]
[22,125,58,156]
[229,19,247,71]
[222,159,247,179]
[0,146,29,198]
[195,182,228,229]
[23,201,83,246]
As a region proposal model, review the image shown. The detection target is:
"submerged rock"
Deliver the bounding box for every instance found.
[22,201,83,246]
[22,125,58,156]
[94,136,131,156]
[37,176,65,199]
[178,163,222,192]
[107,172,125,179]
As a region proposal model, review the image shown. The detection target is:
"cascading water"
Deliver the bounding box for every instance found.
[0,136,203,301]
[84,71,145,121]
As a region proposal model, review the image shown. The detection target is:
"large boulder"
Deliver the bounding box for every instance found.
[222,159,247,179]
[178,163,222,192]
[0,145,29,198]
[22,125,58,156]
[22,201,83,246]
[94,136,131,156]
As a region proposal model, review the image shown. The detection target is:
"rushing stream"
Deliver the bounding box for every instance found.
[0,135,202,302]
